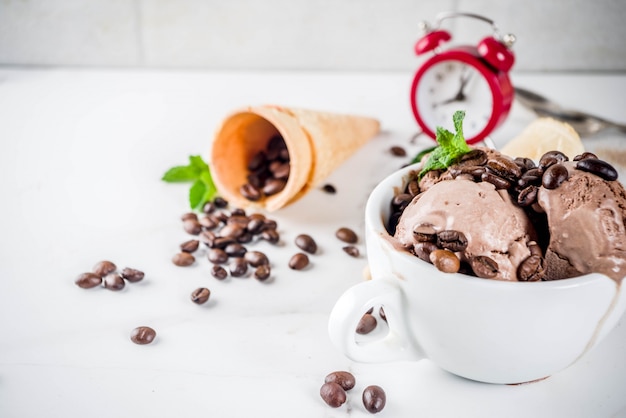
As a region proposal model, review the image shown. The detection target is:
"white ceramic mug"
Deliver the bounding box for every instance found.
[328,163,626,384]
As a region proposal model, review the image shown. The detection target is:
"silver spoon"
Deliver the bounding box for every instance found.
[514,87,626,137]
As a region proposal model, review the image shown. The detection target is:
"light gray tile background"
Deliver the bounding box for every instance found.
[0,0,625,71]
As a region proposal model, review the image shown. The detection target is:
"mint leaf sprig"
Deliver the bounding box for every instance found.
[417,110,471,179]
[162,155,217,211]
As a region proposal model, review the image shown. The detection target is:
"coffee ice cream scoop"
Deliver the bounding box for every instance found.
[537,161,626,281]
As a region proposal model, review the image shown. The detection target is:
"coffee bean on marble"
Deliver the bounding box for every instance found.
[191,287,211,305]
[263,219,278,230]
[181,212,198,222]
[237,231,253,244]
[202,201,215,214]
[573,152,598,161]
[199,215,219,230]
[247,217,265,235]
[254,265,271,281]
[295,234,317,254]
[289,253,309,270]
[220,224,245,239]
[324,371,356,391]
[390,145,407,157]
[356,313,377,334]
[103,273,125,291]
[213,197,228,208]
[362,385,386,414]
[75,272,102,289]
[130,326,156,345]
[183,219,202,235]
[575,158,618,181]
[244,251,269,267]
[429,249,461,273]
[320,382,347,408]
[229,257,248,277]
[211,265,228,280]
[180,239,200,253]
[199,231,217,248]
[207,248,229,264]
[260,229,280,244]
[321,184,337,194]
[224,243,247,257]
[213,236,236,249]
[542,163,569,189]
[172,252,195,267]
[469,256,499,279]
[93,260,116,277]
[120,267,145,283]
[336,227,358,244]
[343,246,360,257]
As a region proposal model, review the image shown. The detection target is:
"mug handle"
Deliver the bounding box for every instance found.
[328,279,424,362]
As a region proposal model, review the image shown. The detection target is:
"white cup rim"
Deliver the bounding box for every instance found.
[365,162,616,289]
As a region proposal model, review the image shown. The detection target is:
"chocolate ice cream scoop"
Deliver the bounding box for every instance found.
[537,161,626,281]
[394,179,538,281]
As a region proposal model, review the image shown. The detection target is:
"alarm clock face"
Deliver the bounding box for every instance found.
[415,60,494,139]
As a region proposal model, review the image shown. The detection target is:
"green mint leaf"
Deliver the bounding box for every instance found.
[410,145,437,165]
[189,155,209,172]
[161,165,199,182]
[418,110,471,179]
[189,179,207,210]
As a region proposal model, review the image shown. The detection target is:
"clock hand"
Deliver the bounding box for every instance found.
[434,68,473,108]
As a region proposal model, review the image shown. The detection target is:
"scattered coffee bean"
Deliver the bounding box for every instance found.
[183,219,202,235]
[320,382,347,408]
[429,249,461,273]
[362,385,386,414]
[225,243,247,257]
[343,246,360,257]
[575,158,618,181]
[289,253,309,270]
[213,197,228,208]
[199,230,217,247]
[191,287,211,304]
[199,214,219,230]
[211,265,228,280]
[324,371,356,391]
[206,248,227,264]
[75,272,102,289]
[202,201,215,214]
[390,145,407,157]
[244,251,269,267]
[321,184,337,194]
[356,313,377,334]
[229,257,248,277]
[172,252,195,267]
[336,227,358,244]
[120,267,145,283]
[181,212,198,222]
[436,230,468,252]
[254,264,271,281]
[469,256,499,279]
[130,326,156,345]
[93,260,116,277]
[103,273,125,291]
[295,234,317,254]
[213,236,236,249]
[260,229,280,244]
[180,239,200,253]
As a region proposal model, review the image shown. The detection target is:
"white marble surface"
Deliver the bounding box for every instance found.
[0,68,625,417]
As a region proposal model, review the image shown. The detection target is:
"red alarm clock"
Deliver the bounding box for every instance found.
[410,12,516,145]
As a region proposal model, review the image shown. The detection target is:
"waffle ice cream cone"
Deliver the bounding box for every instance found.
[500,117,585,161]
[209,105,380,211]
